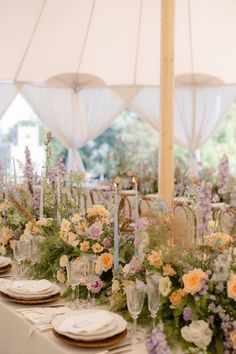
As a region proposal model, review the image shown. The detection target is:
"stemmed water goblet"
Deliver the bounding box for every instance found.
[81,254,97,306]
[66,260,84,308]
[125,281,146,344]
[11,240,31,278]
[146,272,161,330]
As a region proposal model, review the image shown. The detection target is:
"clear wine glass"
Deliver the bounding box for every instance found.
[66,260,83,308]
[81,254,97,306]
[11,240,30,278]
[146,273,161,330]
[125,281,146,344]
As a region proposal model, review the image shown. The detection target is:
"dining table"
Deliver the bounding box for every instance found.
[0,295,148,354]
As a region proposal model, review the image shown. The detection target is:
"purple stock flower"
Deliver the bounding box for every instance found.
[146,324,171,354]
[56,155,67,181]
[217,154,229,197]
[87,222,103,240]
[183,306,192,321]
[87,275,103,294]
[196,181,212,237]
[131,217,149,230]
[24,146,34,194]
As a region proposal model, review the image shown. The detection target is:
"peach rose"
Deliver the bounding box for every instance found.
[67,232,79,247]
[163,264,176,277]
[100,252,114,271]
[80,241,90,252]
[59,255,68,267]
[148,250,162,268]
[169,289,186,309]
[0,226,12,244]
[92,243,104,254]
[87,205,110,220]
[36,218,48,227]
[183,268,208,295]
[227,274,236,301]
[230,330,236,349]
[60,219,71,232]
[205,232,232,250]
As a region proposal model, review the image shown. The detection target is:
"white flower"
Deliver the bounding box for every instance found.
[112,279,120,293]
[159,276,172,296]
[95,258,103,275]
[56,270,66,283]
[181,320,213,349]
[59,255,69,267]
[0,245,6,255]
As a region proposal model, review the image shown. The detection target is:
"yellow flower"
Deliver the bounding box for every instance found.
[36,218,48,227]
[183,268,208,295]
[0,245,6,255]
[56,270,66,283]
[0,226,12,244]
[76,223,85,236]
[112,279,120,293]
[60,230,68,242]
[60,219,71,232]
[227,274,236,301]
[71,214,81,224]
[24,221,41,236]
[0,201,9,212]
[80,241,90,252]
[169,289,186,309]
[230,329,236,349]
[59,255,68,267]
[92,242,104,254]
[67,232,79,247]
[148,250,162,268]
[205,232,232,250]
[163,264,176,277]
[100,252,114,271]
[87,205,109,220]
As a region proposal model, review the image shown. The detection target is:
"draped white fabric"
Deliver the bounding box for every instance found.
[130,86,236,152]
[0,83,18,117]
[130,87,160,131]
[21,85,126,171]
[174,86,236,151]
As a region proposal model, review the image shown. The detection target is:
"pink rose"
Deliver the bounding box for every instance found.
[87,222,103,240]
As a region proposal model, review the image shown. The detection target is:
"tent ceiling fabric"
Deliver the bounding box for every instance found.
[1,0,236,86]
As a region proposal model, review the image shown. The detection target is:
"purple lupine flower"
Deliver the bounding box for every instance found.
[56,155,67,182]
[183,306,193,321]
[216,154,229,197]
[146,323,171,354]
[31,188,40,210]
[87,275,103,294]
[196,181,212,237]
[24,146,34,194]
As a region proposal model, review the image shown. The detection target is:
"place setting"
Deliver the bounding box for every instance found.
[0,256,12,274]
[0,279,60,304]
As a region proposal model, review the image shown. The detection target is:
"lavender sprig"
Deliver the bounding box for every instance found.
[216,154,229,197]
[146,323,171,354]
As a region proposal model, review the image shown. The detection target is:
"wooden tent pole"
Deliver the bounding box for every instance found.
[158,0,175,206]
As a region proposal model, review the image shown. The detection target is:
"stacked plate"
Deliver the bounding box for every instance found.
[0,256,12,273]
[52,309,127,348]
[0,279,60,304]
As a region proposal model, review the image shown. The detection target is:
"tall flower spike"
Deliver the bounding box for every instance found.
[216,154,229,197]
[24,146,34,194]
[196,181,212,239]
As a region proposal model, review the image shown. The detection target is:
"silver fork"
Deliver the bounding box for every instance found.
[97,342,133,354]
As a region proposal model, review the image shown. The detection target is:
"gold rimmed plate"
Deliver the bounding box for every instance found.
[0,264,12,274]
[0,291,60,304]
[53,328,127,348]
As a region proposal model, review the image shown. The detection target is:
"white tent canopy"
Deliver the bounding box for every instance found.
[1,0,236,86]
[1,0,236,170]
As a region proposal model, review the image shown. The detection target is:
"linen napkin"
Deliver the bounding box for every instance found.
[6,280,55,294]
[58,310,114,335]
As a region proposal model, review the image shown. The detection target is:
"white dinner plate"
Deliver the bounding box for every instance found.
[53,310,127,341]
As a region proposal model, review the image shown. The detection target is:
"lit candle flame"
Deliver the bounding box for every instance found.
[132,177,136,184]
[113,182,117,188]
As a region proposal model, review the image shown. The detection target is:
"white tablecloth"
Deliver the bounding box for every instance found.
[0,298,147,354]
